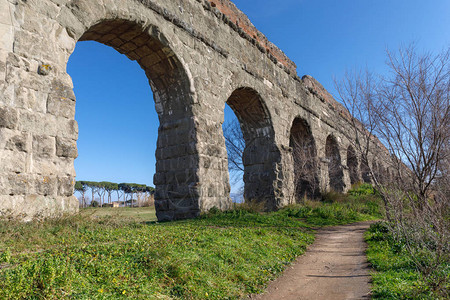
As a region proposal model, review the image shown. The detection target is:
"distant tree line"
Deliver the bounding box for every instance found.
[74,181,155,208]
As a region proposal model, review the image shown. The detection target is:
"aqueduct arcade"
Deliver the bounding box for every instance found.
[0,0,388,221]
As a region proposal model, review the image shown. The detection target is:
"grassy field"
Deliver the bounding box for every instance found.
[81,207,158,222]
[366,222,449,299]
[0,188,381,299]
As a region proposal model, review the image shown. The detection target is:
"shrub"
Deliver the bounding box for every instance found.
[348,183,375,196]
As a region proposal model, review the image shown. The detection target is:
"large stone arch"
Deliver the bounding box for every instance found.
[289,117,319,201]
[73,19,201,221]
[325,135,345,192]
[226,87,279,209]
[0,0,225,221]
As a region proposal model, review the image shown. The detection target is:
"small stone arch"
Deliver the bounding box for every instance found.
[70,19,199,221]
[226,87,277,209]
[289,118,319,201]
[325,135,345,192]
[347,146,359,185]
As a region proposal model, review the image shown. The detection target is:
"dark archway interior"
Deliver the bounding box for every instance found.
[361,158,372,183]
[325,135,345,192]
[347,146,359,185]
[226,88,276,206]
[77,20,199,220]
[289,118,319,201]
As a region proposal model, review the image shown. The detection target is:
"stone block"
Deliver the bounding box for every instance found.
[20,0,60,20]
[55,25,76,53]
[34,175,57,196]
[57,176,74,196]
[153,172,165,185]
[15,86,48,113]
[13,30,45,60]
[0,105,18,129]
[0,149,26,173]
[6,52,39,73]
[0,194,22,216]
[0,23,13,52]
[56,117,78,140]
[155,199,169,211]
[18,5,57,36]
[57,6,87,40]
[50,78,75,100]
[5,131,29,152]
[0,80,14,107]
[55,136,77,158]
[0,173,30,195]
[53,157,75,176]
[32,157,57,175]
[47,94,75,118]
[6,63,50,92]
[32,135,55,158]
[17,111,44,135]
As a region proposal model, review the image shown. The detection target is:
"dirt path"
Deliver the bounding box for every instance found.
[252,222,373,300]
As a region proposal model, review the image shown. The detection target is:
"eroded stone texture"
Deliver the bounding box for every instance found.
[0,0,390,221]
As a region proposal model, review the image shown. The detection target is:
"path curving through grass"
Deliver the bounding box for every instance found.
[253,221,374,300]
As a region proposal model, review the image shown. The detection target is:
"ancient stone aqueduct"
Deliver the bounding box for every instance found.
[0,0,387,221]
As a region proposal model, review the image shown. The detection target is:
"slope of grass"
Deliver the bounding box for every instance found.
[365,222,449,299]
[0,191,381,299]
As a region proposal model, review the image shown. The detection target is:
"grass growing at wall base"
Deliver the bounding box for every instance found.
[0,191,381,299]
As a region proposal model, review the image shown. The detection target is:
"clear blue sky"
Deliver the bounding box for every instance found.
[68,0,450,191]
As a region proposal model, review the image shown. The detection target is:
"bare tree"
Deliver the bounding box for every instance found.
[289,119,320,201]
[335,69,383,184]
[223,119,245,195]
[336,45,450,295]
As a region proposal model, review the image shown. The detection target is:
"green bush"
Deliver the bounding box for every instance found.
[348,183,375,196]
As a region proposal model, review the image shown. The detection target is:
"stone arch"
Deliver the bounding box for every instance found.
[70,19,200,221]
[289,118,319,201]
[325,135,345,192]
[347,145,359,185]
[225,87,277,209]
[77,20,194,115]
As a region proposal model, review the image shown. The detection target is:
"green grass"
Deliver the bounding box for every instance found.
[365,222,449,299]
[80,207,157,222]
[0,192,381,299]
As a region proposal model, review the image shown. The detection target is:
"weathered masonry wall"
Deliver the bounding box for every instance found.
[0,0,389,221]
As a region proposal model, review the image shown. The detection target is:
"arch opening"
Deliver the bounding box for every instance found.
[70,19,199,221]
[289,118,319,201]
[69,41,157,208]
[325,135,345,192]
[225,88,276,208]
[361,157,372,183]
[347,146,359,185]
[223,104,244,202]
